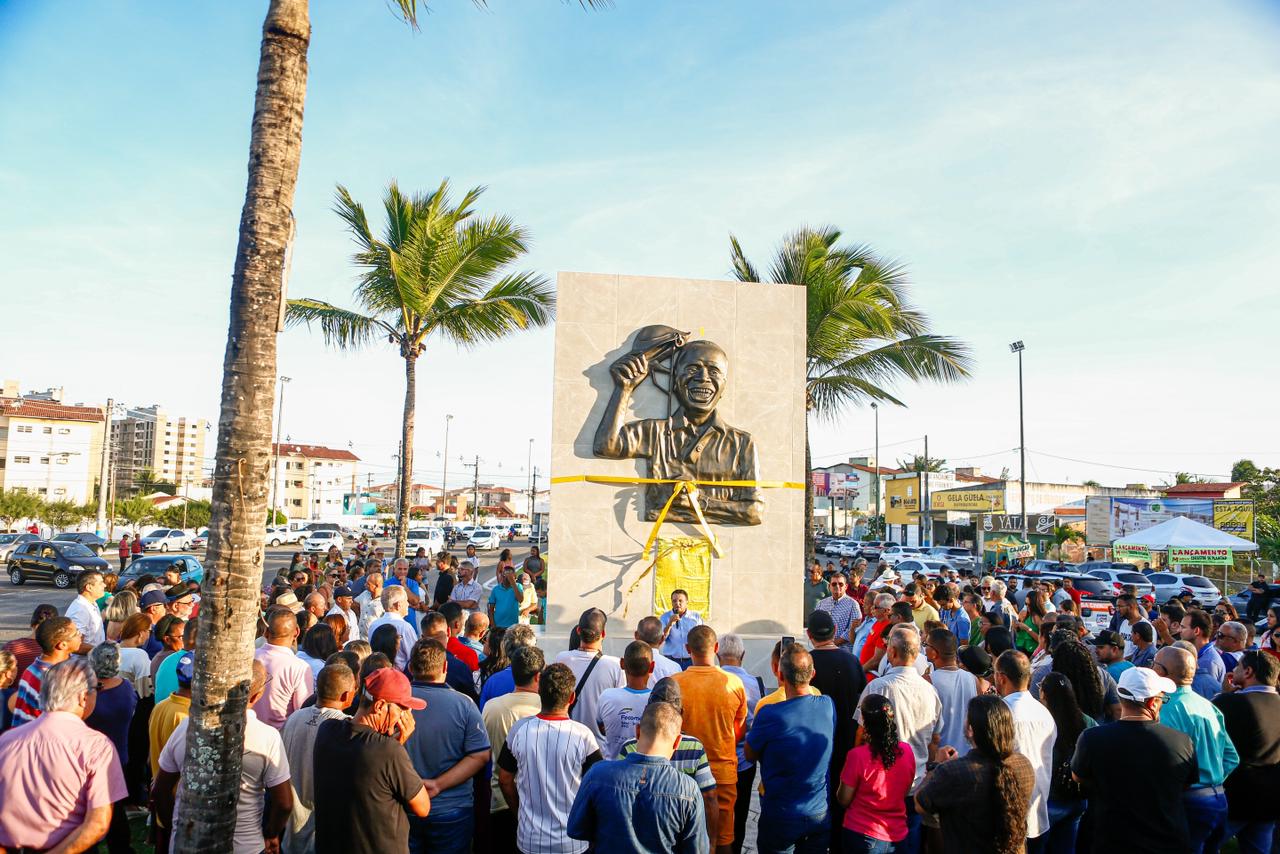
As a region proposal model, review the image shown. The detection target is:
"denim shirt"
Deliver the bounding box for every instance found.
[566,752,709,854]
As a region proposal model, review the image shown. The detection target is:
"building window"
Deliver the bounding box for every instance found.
[16,425,32,433]
[54,488,66,496]
[12,456,28,464]
[290,499,302,507]
[58,428,70,434]
[37,487,47,495]
[56,456,68,465]
[42,426,52,434]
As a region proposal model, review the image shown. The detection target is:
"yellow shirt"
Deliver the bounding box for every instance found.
[671,665,747,785]
[912,602,940,631]
[148,692,191,777]
[754,683,822,713]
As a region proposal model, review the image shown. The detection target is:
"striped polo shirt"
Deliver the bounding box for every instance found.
[11,658,53,726]
[619,733,717,792]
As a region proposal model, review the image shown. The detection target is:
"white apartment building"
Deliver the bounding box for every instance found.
[270,443,360,521]
[111,405,210,493]
[0,397,105,504]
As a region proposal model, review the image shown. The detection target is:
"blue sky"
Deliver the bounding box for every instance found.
[2,0,1278,491]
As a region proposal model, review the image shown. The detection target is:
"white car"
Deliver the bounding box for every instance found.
[1086,568,1155,598]
[880,546,925,566]
[265,526,306,547]
[892,558,954,579]
[468,528,501,551]
[822,539,851,556]
[303,531,345,553]
[0,533,40,561]
[835,541,864,558]
[141,528,191,552]
[1147,571,1223,607]
[405,528,445,553]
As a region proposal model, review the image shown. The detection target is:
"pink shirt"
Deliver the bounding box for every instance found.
[839,741,914,841]
[253,643,314,729]
[0,710,128,849]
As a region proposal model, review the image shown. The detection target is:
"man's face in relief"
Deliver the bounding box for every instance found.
[672,342,728,415]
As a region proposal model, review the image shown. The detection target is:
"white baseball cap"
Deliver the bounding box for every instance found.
[1116,666,1176,701]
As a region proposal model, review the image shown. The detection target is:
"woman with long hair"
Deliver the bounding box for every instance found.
[915,694,1034,854]
[480,626,508,686]
[1039,673,1097,854]
[298,624,338,678]
[369,623,400,666]
[838,694,913,852]
[1014,589,1047,654]
[103,588,140,642]
[1050,640,1106,719]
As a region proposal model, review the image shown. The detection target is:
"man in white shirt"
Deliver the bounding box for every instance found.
[497,662,603,854]
[325,585,360,642]
[924,627,978,755]
[1114,594,1151,659]
[996,649,1056,849]
[366,585,419,671]
[596,641,654,759]
[153,660,293,854]
[450,562,485,614]
[355,571,385,640]
[65,571,106,653]
[634,616,683,686]
[555,609,626,749]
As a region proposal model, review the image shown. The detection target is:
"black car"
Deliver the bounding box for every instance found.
[8,540,111,588]
[52,532,107,555]
[114,554,206,592]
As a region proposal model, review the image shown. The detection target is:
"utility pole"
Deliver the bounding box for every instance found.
[871,403,880,538]
[922,434,930,548]
[463,455,482,526]
[442,414,453,521]
[1010,341,1028,543]
[270,376,290,524]
[95,398,113,538]
[529,466,539,524]
[527,438,534,521]
[393,441,402,524]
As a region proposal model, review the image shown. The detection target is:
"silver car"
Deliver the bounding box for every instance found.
[1147,572,1223,607]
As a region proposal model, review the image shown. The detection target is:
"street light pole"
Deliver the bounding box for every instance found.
[95,398,113,538]
[442,414,453,519]
[871,403,880,537]
[527,438,534,521]
[270,376,291,524]
[1010,341,1027,543]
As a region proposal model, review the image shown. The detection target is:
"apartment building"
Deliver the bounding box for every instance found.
[0,397,105,504]
[111,405,210,492]
[270,443,361,521]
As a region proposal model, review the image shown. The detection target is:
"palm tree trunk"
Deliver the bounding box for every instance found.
[395,352,418,559]
[177,1,310,850]
[804,425,814,567]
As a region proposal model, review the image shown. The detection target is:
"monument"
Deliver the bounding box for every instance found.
[548,272,807,671]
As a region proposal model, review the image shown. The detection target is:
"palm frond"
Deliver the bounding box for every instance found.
[285,299,394,350]
[427,271,555,346]
[728,234,760,283]
[808,374,906,416]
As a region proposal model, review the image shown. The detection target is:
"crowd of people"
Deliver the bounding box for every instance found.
[0,543,1276,854]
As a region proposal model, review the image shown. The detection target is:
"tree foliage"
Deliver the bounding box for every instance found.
[897,454,948,473]
[115,497,157,530]
[0,489,43,529]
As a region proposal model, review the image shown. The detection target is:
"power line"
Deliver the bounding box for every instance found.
[1027,449,1229,480]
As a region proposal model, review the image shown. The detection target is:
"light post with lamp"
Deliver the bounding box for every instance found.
[871,402,880,538]
[441,414,453,520]
[1010,341,1027,543]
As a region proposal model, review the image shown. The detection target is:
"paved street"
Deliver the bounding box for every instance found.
[0,539,539,642]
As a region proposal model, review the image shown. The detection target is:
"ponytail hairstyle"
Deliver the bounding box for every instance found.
[859,693,903,770]
[965,695,1029,854]
[1050,641,1105,719]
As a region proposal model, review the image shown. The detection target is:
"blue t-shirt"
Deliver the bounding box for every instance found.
[479,666,514,711]
[487,583,524,628]
[404,682,491,814]
[385,576,422,600]
[746,694,836,820]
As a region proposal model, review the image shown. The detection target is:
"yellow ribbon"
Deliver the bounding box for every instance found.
[551,474,804,616]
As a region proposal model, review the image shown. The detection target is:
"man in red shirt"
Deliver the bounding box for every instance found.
[438,602,479,672]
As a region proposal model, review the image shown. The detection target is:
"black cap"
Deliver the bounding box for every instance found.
[1090,629,1124,647]
[808,610,836,641]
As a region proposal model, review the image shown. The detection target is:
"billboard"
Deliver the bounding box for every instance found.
[1086,496,1255,545]
[932,487,1006,513]
[885,476,919,525]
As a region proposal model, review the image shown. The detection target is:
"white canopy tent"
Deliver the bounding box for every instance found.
[1112,515,1257,551]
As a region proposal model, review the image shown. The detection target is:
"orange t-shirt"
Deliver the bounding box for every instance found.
[672,665,747,784]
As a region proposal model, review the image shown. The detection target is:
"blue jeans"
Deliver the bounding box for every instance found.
[1224,819,1275,854]
[755,813,829,854]
[896,793,923,854]
[1182,790,1228,854]
[842,828,900,853]
[1045,798,1085,854]
[408,806,473,854]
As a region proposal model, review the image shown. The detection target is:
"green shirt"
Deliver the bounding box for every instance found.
[803,579,830,624]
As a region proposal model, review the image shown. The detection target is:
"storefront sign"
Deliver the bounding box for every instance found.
[1213,500,1255,540]
[885,476,919,525]
[1112,543,1151,563]
[983,513,1055,535]
[932,488,1006,512]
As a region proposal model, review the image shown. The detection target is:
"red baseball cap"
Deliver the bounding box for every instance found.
[362,668,426,710]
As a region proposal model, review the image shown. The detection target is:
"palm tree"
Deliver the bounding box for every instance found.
[730,227,972,556]
[287,180,554,558]
[897,454,948,473]
[1049,524,1084,563]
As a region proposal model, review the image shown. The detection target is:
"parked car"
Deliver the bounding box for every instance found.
[880,546,926,566]
[822,538,851,556]
[8,540,111,588]
[1078,560,1144,573]
[114,555,205,592]
[892,558,954,579]
[189,529,209,549]
[406,528,445,553]
[926,546,976,564]
[303,531,345,553]
[1147,572,1223,607]
[468,528,502,551]
[1077,597,1115,636]
[859,541,900,562]
[1021,559,1080,574]
[141,528,191,552]
[0,532,40,561]
[1086,568,1156,598]
[265,526,306,547]
[52,532,107,555]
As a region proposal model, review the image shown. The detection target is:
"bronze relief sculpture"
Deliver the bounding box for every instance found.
[593,324,763,526]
